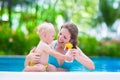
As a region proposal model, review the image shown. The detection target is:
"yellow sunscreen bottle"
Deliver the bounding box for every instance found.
[64,43,73,62]
[65,43,73,50]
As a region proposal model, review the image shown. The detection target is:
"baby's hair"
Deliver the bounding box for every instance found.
[36,22,55,35]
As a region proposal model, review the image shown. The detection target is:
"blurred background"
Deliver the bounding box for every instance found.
[0,0,120,72]
[0,0,120,57]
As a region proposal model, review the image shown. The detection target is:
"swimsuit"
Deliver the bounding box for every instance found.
[48,41,82,71]
[29,62,35,66]
[29,62,48,72]
[44,64,48,72]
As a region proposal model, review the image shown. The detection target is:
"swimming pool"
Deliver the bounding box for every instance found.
[0,56,120,72]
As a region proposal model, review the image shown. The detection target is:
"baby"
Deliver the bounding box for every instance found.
[24,22,72,72]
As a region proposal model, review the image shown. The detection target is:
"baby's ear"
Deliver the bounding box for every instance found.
[43,32,47,38]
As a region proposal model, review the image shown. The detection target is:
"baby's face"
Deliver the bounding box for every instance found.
[45,29,55,44]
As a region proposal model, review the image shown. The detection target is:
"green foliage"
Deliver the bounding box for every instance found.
[0,0,59,56]
[0,23,39,55]
[0,51,5,55]
[78,32,99,56]
[25,33,40,54]
[97,40,120,57]
[99,0,120,27]
[0,23,12,54]
[78,33,120,57]
[8,30,26,55]
[0,0,120,57]
[57,0,99,28]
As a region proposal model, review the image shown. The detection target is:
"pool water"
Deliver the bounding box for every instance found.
[0,56,120,72]
[92,57,120,72]
[0,56,25,72]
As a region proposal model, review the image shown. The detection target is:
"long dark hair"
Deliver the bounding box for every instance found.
[61,22,78,48]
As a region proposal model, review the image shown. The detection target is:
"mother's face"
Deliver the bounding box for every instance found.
[58,28,71,45]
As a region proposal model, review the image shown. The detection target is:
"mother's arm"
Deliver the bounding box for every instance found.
[24,47,40,66]
[71,47,95,70]
[24,47,35,66]
[23,47,45,72]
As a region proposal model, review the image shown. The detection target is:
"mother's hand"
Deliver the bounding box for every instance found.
[70,48,95,70]
[70,48,81,59]
[24,47,45,72]
[26,47,41,64]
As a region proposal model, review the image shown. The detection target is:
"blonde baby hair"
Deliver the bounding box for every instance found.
[37,22,55,35]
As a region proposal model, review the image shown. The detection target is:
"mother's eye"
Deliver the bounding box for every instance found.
[64,36,66,39]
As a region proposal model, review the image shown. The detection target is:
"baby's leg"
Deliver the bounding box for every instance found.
[46,64,57,72]
[35,64,46,72]
[23,64,46,72]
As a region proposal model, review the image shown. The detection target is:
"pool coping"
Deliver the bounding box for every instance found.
[0,72,120,80]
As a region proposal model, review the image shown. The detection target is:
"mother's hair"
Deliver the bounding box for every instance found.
[60,22,78,48]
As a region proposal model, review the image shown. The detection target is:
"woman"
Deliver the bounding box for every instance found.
[24,22,95,72]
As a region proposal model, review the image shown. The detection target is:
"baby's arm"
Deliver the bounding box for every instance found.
[43,44,72,61]
[50,50,72,61]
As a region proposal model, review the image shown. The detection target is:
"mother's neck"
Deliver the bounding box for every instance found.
[56,43,66,55]
[56,42,64,50]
